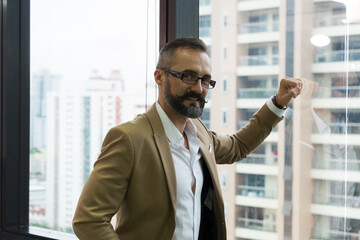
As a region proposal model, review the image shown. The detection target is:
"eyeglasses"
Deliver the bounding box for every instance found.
[160,68,216,89]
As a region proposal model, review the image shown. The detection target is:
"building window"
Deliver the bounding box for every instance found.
[223,46,228,60]
[200,0,211,6]
[222,109,228,125]
[200,108,211,129]
[222,77,228,93]
[223,14,228,28]
[220,171,228,189]
[199,15,211,38]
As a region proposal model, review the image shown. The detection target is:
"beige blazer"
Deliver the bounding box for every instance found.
[72,103,282,240]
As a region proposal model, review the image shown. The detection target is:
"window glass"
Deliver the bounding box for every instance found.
[223,14,229,28]
[200,0,360,239]
[223,76,228,93]
[222,109,228,125]
[223,45,229,60]
[200,15,211,38]
[30,0,159,234]
[200,108,211,129]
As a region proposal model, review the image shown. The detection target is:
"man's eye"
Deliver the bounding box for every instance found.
[183,73,196,80]
[202,76,211,82]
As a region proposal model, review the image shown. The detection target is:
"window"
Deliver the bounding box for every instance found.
[220,171,228,189]
[199,15,211,38]
[249,14,267,23]
[0,0,197,239]
[1,0,359,239]
[223,13,228,28]
[29,0,159,235]
[223,45,228,60]
[222,109,228,125]
[200,0,211,7]
[200,0,360,239]
[222,76,228,93]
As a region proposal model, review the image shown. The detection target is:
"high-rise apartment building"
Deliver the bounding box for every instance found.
[42,70,156,231]
[44,71,126,231]
[30,70,60,151]
[200,0,360,239]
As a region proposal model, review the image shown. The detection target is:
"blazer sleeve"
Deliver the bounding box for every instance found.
[72,126,134,240]
[211,104,283,164]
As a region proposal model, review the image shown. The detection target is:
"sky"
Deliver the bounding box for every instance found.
[31,0,159,92]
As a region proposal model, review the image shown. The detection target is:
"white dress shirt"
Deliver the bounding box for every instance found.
[156,102,204,240]
[155,99,284,240]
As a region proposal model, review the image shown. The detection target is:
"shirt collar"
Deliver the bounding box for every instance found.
[155,102,198,145]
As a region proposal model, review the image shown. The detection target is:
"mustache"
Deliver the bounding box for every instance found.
[179,91,208,104]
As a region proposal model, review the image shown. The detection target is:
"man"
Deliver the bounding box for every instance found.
[72,38,302,240]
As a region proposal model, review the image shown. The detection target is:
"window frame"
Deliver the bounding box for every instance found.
[0,0,199,239]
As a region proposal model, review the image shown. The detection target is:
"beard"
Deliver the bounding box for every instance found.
[163,79,207,118]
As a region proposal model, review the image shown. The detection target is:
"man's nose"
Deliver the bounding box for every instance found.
[190,79,203,93]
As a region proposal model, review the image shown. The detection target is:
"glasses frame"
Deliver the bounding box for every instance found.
[160,68,216,89]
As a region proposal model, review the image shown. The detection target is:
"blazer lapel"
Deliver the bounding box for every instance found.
[194,119,223,205]
[199,141,222,198]
[145,104,177,211]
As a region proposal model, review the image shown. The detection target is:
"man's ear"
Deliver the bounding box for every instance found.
[154,69,164,86]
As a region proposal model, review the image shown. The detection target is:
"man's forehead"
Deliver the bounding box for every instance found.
[175,47,207,56]
[173,48,211,68]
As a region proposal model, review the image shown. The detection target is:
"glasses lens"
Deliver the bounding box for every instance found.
[201,76,212,88]
[201,81,210,88]
[180,72,214,89]
[182,72,198,85]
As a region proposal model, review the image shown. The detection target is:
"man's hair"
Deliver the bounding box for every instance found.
[156,38,208,69]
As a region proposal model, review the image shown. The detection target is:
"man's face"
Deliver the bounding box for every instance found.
[162,48,211,118]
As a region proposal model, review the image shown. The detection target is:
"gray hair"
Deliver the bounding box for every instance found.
[156,38,208,69]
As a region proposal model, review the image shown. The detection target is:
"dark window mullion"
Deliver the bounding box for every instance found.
[19,0,31,228]
[159,0,199,48]
[1,0,23,229]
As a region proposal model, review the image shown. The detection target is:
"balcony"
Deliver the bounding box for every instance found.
[312,50,360,73]
[237,0,280,12]
[311,168,360,184]
[315,86,360,98]
[237,217,276,232]
[238,153,278,166]
[328,122,360,134]
[313,193,360,209]
[312,230,360,240]
[237,57,279,75]
[238,21,279,34]
[238,120,278,132]
[314,14,345,28]
[239,54,278,66]
[313,158,360,171]
[237,185,277,199]
[238,87,277,98]
[312,121,360,135]
[314,49,360,63]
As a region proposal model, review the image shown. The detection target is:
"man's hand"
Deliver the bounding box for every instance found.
[276,77,303,107]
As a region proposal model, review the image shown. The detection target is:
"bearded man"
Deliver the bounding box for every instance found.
[73,38,302,240]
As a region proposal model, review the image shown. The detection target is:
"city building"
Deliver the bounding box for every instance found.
[44,71,125,231]
[200,0,360,239]
[29,179,46,227]
[42,70,156,231]
[30,70,61,151]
